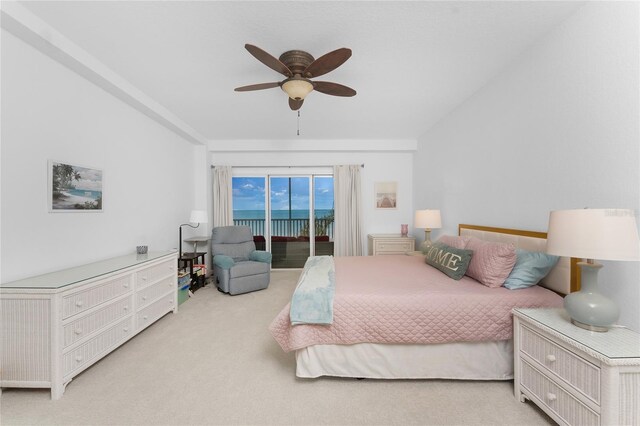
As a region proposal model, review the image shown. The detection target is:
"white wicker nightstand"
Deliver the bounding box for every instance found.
[513,308,640,426]
[367,234,415,255]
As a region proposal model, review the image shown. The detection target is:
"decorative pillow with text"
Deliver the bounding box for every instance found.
[424,242,474,280]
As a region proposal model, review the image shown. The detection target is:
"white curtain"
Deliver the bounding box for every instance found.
[333,165,363,256]
[212,166,233,227]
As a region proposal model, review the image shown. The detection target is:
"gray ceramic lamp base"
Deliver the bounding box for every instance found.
[564,262,619,332]
[419,229,433,253]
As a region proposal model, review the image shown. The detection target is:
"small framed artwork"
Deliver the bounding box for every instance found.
[48,160,103,212]
[375,181,397,209]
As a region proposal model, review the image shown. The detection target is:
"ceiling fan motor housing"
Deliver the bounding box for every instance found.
[279,50,315,76]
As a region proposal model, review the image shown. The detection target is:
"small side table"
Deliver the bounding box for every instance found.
[513,308,640,426]
[183,236,210,254]
[367,234,416,255]
[178,252,207,290]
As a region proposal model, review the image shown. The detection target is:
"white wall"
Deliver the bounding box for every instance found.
[414,2,640,330]
[210,148,415,247]
[1,30,196,282]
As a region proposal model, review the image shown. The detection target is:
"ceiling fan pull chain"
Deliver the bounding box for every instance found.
[297,110,301,136]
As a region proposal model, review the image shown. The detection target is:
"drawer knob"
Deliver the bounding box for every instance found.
[142,276,148,281]
[143,315,148,320]
[75,355,83,363]
[142,296,147,301]
[546,392,557,402]
[123,306,128,311]
[75,301,84,307]
[546,354,556,362]
[123,283,129,288]
[74,328,82,335]
[123,327,129,332]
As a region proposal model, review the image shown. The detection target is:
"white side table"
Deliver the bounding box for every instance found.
[367,234,415,255]
[513,308,640,426]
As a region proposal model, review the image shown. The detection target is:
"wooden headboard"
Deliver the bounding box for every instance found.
[458,224,579,296]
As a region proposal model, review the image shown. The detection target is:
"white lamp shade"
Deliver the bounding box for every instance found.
[189,210,208,224]
[415,209,442,229]
[546,209,640,261]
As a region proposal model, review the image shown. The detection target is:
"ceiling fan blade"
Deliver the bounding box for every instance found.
[303,48,352,78]
[313,81,356,97]
[245,44,292,77]
[234,82,280,92]
[289,98,304,111]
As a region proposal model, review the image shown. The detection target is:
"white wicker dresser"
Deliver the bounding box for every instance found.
[1,251,178,399]
[513,308,640,426]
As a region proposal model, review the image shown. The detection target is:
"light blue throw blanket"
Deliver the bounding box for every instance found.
[290,256,335,325]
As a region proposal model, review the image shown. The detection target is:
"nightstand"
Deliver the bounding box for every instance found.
[367,234,416,255]
[513,308,640,426]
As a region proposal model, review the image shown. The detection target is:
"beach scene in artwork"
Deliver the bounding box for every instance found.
[51,162,103,210]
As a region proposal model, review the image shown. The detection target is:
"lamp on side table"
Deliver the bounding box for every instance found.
[546,208,640,332]
[179,210,208,256]
[414,209,442,252]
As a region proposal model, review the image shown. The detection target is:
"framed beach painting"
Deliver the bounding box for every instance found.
[375,181,397,209]
[48,160,103,212]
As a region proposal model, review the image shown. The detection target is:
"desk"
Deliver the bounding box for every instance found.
[178,252,206,290]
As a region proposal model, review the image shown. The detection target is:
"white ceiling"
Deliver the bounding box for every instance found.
[20,1,583,141]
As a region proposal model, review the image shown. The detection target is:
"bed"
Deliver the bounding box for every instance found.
[269,224,578,380]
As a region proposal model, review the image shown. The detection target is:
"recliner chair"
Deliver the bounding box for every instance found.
[211,226,271,295]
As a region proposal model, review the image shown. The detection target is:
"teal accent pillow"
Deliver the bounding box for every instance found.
[424,242,473,280]
[250,250,272,264]
[503,249,560,290]
[213,254,235,269]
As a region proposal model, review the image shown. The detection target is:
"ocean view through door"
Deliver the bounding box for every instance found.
[232,175,334,268]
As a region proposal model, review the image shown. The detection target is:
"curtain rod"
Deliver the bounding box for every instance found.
[211,164,364,169]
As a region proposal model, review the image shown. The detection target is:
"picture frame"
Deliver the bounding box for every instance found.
[48,160,103,212]
[375,181,397,209]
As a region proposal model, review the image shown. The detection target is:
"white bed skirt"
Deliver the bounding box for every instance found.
[295,340,514,380]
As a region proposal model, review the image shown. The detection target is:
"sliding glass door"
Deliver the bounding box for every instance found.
[270,177,310,268]
[232,173,333,268]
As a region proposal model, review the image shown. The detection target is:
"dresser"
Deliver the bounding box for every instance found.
[0,251,178,399]
[367,234,415,255]
[513,308,640,426]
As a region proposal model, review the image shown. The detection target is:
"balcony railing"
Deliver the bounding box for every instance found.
[232,218,334,240]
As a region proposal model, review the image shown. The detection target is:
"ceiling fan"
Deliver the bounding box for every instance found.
[234,44,357,111]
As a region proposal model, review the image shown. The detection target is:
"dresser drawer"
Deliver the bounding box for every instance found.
[136,276,175,309]
[375,241,414,254]
[136,294,174,331]
[520,324,600,404]
[521,360,599,426]
[63,295,133,348]
[62,316,133,377]
[136,259,176,288]
[62,275,133,319]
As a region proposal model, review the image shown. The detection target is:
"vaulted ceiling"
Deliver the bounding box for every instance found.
[19,1,583,141]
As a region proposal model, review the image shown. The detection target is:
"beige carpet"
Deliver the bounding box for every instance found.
[1,270,553,425]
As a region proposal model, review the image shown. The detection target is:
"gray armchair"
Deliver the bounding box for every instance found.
[211,226,272,295]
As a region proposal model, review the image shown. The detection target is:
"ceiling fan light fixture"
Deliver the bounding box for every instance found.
[281,78,314,100]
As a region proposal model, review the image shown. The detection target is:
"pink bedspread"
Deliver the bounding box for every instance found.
[269,255,562,352]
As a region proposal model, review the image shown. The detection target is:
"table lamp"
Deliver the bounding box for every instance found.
[179,210,208,256]
[415,209,442,251]
[546,208,640,332]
